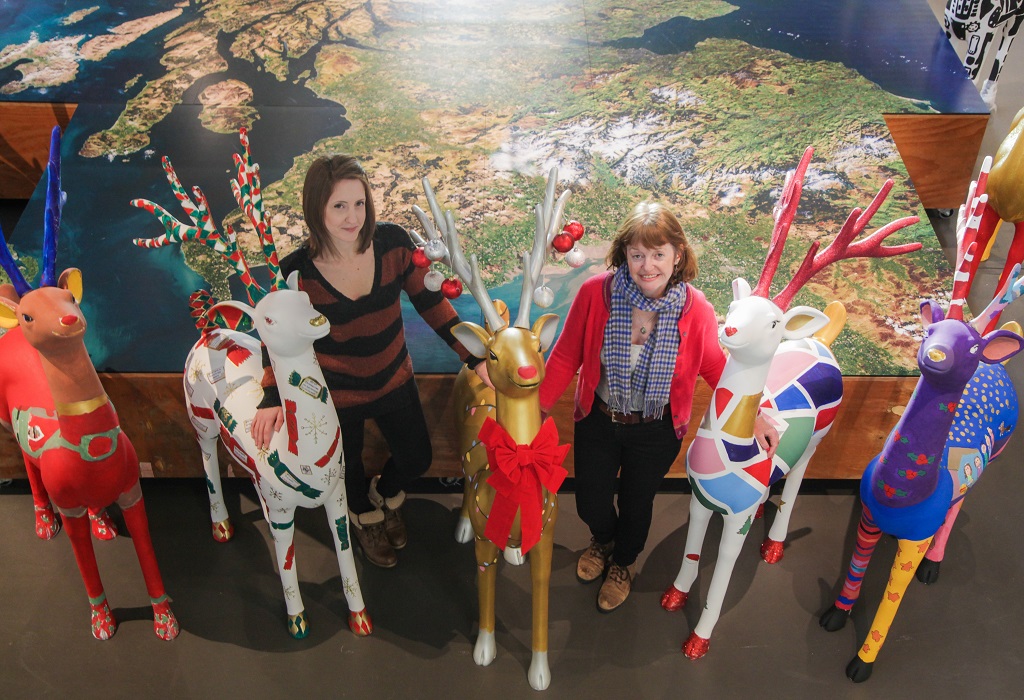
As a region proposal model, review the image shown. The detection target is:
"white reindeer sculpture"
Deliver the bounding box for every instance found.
[412,171,569,690]
[131,129,371,639]
[660,147,923,659]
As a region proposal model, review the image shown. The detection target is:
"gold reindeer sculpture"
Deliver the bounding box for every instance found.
[412,171,570,691]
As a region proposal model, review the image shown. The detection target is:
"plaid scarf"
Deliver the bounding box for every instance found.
[602,266,685,419]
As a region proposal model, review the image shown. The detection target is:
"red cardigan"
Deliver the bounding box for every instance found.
[539,271,725,439]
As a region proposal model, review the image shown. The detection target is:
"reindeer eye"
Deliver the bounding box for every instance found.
[970,344,979,355]
[264,317,276,326]
[771,320,779,329]
[489,350,498,362]
[22,313,33,323]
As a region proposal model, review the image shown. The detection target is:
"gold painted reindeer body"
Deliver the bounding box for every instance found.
[413,172,568,691]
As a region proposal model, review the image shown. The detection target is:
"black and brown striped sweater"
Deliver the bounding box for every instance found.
[259,222,478,423]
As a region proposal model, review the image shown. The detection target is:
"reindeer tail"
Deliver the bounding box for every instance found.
[189,289,253,333]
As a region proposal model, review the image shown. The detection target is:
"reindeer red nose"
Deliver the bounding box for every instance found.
[60,315,79,327]
[518,366,538,380]
[724,326,737,337]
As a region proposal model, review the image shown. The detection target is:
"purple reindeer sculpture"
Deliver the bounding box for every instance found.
[819,166,1023,682]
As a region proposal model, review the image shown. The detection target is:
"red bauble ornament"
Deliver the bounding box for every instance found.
[440,277,463,299]
[412,247,431,268]
[564,219,585,240]
[552,232,575,253]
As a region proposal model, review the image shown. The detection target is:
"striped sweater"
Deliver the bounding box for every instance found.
[260,222,477,422]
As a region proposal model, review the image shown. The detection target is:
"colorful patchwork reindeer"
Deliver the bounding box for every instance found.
[819,159,1023,683]
[0,127,178,641]
[412,171,569,691]
[660,147,923,660]
[131,129,371,640]
[962,106,1024,333]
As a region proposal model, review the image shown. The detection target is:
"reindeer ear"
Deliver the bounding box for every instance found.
[58,268,83,302]
[980,329,1024,364]
[732,278,751,301]
[286,270,300,292]
[453,321,489,359]
[920,299,944,328]
[533,313,559,352]
[781,305,829,340]
[0,297,19,329]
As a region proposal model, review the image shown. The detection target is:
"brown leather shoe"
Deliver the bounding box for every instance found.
[350,509,397,568]
[597,561,635,612]
[577,538,613,583]
[369,476,407,550]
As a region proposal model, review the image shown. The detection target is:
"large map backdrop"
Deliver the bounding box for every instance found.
[0,0,985,375]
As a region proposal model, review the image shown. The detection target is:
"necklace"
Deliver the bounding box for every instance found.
[636,310,657,335]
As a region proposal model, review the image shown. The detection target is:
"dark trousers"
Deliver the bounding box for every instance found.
[573,405,683,567]
[341,399,432,515]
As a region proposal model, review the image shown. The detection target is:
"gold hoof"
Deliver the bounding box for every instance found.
[212,519,234,542]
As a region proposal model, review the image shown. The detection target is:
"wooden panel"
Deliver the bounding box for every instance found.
[885,113,989,210]
[0,102,78,199]
[1,373,913,482]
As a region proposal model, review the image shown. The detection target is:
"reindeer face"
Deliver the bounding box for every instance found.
[917,317,985,390]
[254,289,329,359]
[5,270,86,357]
[486,326,546,398]
[721,294,786,366]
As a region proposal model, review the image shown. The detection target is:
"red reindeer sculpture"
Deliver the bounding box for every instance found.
[0,127,178,641]
[412,171,569,691]
[131,129,370,640]
[819,166,1023,682]
[661,147,923,659]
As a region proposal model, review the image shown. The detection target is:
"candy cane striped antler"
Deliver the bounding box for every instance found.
[948,157,991,322]
[752,146,924,311]
[130,128,284,307]
[0,126,65,296]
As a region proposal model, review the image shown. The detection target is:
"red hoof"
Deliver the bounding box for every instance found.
[34,506,61,540]
[760,538,784,564]
[754,503,765,520]
[349,608,373,636]
[90,598,117,640]
[90,510,118,541]
[683,632,710,659]
[212,519,234,543]
[660,585,688,612]
[153,599,180,640]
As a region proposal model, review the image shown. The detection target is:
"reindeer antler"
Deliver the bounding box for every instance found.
[947,157,992,322]
[760,151,923,311]
[412,179,507,333]
[132,129,281,307]
[0,126,64,297]
[516,169,571,328]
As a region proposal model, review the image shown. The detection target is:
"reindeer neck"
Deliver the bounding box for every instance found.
[872,376,962,507]
[269,351,335,417]
[36,347,107,415]
[706,357,772,437]
[494,392,542,444]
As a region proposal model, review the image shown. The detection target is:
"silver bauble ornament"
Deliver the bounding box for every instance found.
[534,285,554,308]
[424,239,448,262]
[424,269,445,292]
[565,246,586,268]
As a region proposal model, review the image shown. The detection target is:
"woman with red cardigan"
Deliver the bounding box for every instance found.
[539,202,776,612]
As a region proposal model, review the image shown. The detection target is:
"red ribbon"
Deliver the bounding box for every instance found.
[479,416,569,554]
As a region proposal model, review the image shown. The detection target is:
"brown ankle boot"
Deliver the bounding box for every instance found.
[597,561,635,612]
[577,538,613,583]
[369,476,407,550]
[350,509,397,568]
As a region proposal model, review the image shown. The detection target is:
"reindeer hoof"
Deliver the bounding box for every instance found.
[212,519,234,543]
[348,608,373,636]
[503,546,525,566]
[90,598,117,640]
[288,611,309,639]
[916,558,941,585]
[528,651,551,691]
[454,516,474,544]
[34,505,61,540]
[660,585,687,612]
[90,509,118,540]
[682,632,710,660]
[152,599,179,640]
[846,656,873,683]
[819,604,850,632]
[474,629,496,666]
[760,538,784,564]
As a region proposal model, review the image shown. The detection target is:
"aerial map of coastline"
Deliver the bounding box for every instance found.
[0,0,983,374]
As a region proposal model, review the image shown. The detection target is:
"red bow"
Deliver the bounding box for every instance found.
[478,416,569,554]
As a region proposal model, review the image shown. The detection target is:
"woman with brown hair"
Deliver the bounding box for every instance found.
[539,201,776,612]
[251,154,488,568]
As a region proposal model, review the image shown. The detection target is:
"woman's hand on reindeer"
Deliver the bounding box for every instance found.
[754,413,779,459]
[474,361,494,389]
[252,406,284,450]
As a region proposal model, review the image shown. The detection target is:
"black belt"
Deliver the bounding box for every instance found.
[594,396,668,425]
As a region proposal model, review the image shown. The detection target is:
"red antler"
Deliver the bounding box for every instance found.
[770,178,922,312]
